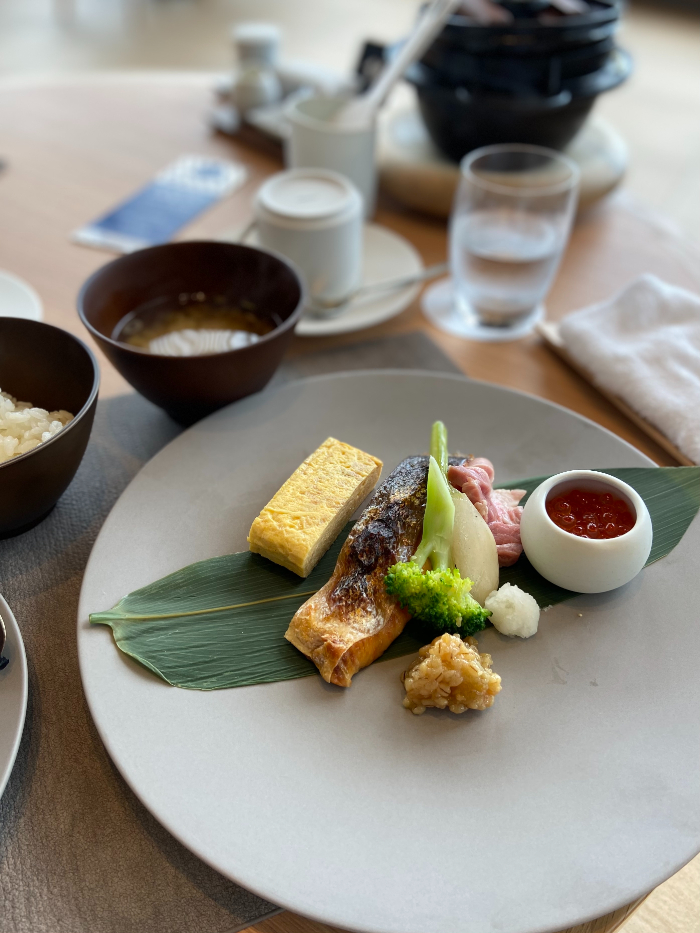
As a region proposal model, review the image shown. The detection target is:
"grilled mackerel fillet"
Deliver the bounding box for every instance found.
[285,456,435,687]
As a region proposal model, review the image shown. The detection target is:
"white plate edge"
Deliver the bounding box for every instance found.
[0,592,29,800]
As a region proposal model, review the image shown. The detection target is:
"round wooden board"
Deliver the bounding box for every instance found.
[378,104,627,218]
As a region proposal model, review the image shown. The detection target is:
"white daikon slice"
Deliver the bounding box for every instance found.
[452,491,499,606]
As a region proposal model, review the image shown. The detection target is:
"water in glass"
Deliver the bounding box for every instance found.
[451,209,562,326]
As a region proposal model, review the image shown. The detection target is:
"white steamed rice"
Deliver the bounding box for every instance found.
[0,389,73,463]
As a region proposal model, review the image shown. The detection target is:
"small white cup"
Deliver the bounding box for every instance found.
[254,168,363,304]
[285,91,377,218]
[520,471,653,593]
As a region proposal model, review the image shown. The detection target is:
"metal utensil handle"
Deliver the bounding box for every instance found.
[354,261,450,299]
[306,261,449,318]
[236,219,257,244]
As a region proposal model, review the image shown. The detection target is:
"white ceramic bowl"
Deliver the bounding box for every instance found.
[520,470,653,593]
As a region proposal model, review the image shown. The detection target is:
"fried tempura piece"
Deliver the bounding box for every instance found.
[402,633,502,715]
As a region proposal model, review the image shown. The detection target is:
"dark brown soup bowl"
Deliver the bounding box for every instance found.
[77,241,305,425]
[0,318,99,538]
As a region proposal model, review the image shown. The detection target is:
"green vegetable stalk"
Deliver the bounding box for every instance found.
[431,419,449,476]
[385,420,490,637]
[411,454,454,572]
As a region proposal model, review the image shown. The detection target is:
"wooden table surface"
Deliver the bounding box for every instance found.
[1,73,698,933]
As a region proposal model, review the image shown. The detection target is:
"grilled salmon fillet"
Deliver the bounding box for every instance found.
[285,456,432,687]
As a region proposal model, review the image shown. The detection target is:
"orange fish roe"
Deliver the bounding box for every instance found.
[546,487,635,539]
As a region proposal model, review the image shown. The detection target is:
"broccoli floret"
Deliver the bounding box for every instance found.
[385,562,490,636]
[384,420,491,637]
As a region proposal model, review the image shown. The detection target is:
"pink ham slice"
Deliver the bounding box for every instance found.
[447,457,525,567]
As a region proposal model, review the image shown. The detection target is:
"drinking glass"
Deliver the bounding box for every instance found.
[448,144,579,339]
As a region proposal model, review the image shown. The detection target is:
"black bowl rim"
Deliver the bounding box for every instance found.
[440,0,621,33]
[77,239,307,360]
[0,318,100,471]
[409,45,631,101]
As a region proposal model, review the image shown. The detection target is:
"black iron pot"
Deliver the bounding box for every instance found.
[403,0,630,162]
[407,46,631,161]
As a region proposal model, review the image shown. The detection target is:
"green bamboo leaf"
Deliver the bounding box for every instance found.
[91,467,700,690]
[90,531,349,689]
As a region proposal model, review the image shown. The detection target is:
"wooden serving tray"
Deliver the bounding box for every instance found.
[538,321,696,466]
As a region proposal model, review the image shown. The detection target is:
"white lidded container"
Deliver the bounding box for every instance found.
[520,469,653,593]
[254,168,363,305]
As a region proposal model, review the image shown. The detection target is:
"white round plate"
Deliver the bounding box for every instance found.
[247,223,422,337]
[0,593,28,800]
[423,277,544,342]
[0,269,43,321]
[77,372,700,933]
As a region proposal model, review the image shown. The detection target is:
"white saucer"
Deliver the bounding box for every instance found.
[422,277,544,342]
[0,269,43,321]
[238,223,423,337]
[0,593,28,800]
[298,224,422,337]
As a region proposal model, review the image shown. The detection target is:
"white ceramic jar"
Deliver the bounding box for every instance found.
[520,470,653,593]
[285,91,377,218]
[230,23,282,114]
[254,168,363,304]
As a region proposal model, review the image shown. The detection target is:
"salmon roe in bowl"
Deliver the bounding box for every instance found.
[546,488,635,539]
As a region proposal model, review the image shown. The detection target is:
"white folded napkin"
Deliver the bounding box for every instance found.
[559,274,700,463]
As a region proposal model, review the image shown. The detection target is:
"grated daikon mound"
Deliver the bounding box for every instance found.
[485,583,540,638]
[0,389,73,463]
